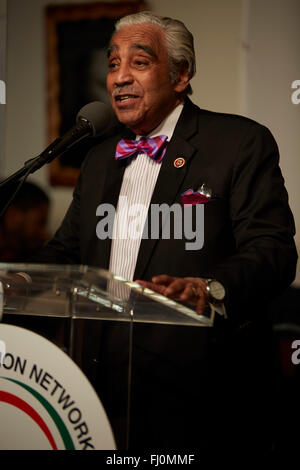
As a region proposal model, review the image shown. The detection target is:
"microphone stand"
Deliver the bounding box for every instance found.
[0,138,62,190]
[0,117,93,189]
[0,119,92,218]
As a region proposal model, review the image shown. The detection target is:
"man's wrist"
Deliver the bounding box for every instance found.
[203,278,226,305]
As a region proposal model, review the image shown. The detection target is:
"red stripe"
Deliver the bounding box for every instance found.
[0,390,57,450]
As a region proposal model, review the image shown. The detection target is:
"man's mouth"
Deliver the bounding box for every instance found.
[115,94,139,102]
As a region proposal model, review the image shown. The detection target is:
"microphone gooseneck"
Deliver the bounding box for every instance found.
[0,102,115,218]
[25,101,115,173]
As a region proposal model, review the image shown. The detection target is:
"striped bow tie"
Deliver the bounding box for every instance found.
[115,135,168,163]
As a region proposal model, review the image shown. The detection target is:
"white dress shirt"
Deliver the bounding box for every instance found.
[109,103,184,281]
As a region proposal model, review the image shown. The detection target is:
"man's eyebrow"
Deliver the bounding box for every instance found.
[106,43,157,59]
[131,43,157,58]
[107,45,118,58]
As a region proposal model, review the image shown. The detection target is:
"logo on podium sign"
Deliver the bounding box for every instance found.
[0,324,116,450]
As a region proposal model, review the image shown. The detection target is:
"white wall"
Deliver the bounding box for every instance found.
[3,0,299,283]
[3,0,243,235]
[4,0,93,237]
[242,0,300,284]
[150,0,243,114]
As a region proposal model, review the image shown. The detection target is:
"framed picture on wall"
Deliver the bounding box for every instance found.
[46,1,147,186]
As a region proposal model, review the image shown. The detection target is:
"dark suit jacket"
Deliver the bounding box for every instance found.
[40,97,296,317]
[36,98,297,449]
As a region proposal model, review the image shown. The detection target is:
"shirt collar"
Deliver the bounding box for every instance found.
[136,102,184,141]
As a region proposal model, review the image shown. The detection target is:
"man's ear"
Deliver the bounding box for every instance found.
[173,65,190,94]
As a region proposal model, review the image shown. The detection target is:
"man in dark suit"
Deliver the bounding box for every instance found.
[34,12,297,450]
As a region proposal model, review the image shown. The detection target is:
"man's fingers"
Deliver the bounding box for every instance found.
[179,283,200,302]
[196,295,207,316]
[135,280,167,295]
[136,276,209,316]
[151,274,175,286]
[164,278,190,296]
[135,280,148,287]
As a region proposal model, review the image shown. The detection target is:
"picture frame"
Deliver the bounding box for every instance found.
[46,1,147,186]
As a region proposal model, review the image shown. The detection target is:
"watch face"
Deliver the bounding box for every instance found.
[209,280,225,301]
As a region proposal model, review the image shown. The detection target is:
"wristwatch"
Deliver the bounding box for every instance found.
[204,279,225,304]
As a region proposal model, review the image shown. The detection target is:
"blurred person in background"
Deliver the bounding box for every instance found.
[0,181,50,262]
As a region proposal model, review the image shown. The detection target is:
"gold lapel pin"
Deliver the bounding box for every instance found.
[174,157,185,168]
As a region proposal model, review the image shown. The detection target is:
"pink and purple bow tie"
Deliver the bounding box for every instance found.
[115,135,168,163]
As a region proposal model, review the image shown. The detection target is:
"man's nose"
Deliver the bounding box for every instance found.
[114,63,134,87]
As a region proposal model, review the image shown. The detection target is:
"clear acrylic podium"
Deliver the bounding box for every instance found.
[0,263,214,449]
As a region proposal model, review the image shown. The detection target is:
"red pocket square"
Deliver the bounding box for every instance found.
[181,189,210,206]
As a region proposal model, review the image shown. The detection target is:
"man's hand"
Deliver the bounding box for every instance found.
[136,275,209,315]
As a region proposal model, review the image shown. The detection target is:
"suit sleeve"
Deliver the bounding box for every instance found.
[208,124,297,322]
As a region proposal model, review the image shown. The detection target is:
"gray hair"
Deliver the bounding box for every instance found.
[114,11,196,95]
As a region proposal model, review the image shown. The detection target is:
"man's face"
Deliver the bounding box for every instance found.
[106,24,187,135]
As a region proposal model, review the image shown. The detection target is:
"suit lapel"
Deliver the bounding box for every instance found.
[134,98,199,280]
[94,128,134,270]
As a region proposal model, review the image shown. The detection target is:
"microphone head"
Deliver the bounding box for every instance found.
[76,101,115,137]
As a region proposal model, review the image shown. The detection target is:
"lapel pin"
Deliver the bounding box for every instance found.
[174,157,185,168]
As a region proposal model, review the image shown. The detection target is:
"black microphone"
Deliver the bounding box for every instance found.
[24,101,114,173]
[0,102,116,218]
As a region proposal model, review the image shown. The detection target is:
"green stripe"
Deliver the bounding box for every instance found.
[1,377,75,450]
